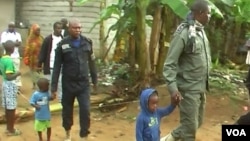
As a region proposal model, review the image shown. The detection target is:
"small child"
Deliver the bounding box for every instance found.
[0,40,22,136]
[135,88,180,141]
[30,78,52,141]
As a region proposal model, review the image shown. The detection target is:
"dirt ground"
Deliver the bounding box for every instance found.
[0,63,249,141]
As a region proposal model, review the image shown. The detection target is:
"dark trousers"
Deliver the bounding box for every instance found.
[61,86,90,137]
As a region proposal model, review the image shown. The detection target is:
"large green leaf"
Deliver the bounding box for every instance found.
[219,0,250,22]
[207,0,224,18]
[89,4,121,33]
[220,0,234,6]
[160,0,190,19]
[100,4,121,20]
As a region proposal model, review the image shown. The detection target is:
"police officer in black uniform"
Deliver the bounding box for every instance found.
[51,19,97,141]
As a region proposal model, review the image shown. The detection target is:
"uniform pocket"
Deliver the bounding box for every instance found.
[62,48,75,63]
[194,39,202,54]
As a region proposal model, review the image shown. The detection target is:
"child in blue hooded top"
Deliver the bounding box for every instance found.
[136,88,180,141]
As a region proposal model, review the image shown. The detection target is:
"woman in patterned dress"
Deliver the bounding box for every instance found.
[24,24,43,89]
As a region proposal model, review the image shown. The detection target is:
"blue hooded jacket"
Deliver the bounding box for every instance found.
[135,88,175,141]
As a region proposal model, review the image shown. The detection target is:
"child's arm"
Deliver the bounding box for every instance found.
[135,116,144,141]
[29,93,40,109]
[31,103,40,109]
[5,72,21,81]
[157,104,176,118]
[158,94,181,118]
[48,93,54,101]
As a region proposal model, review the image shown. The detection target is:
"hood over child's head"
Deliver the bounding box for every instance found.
[140,88,159,114]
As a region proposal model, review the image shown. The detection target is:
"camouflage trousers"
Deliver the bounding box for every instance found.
[171,92,206,141]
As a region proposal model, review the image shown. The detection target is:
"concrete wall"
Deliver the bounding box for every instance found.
[15,0,101,55]
[0,0,15,35]
[104,0,118,57]
[15,0,153,58]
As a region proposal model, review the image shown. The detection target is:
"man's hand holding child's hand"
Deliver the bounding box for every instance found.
[171,91,182,106]
[51,91,57,100]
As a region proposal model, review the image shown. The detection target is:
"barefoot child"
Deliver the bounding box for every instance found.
[135,88,180,141]
[30,78,52,141]
[0,40,22,136]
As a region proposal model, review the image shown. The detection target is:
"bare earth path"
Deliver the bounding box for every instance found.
[0,63,247,141]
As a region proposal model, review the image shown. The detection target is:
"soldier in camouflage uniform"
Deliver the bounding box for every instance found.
[163,1,211,141]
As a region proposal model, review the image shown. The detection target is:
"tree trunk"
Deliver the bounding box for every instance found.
[128,33,136,66]
[127,33,138,86]
[224,23,234,56]
[231,21,242,63]
[155,7,173,78]
[135,0,150,80]
[113,35,126,62]
[149,4,162,71]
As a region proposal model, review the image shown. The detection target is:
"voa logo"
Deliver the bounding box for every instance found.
[226,129,246,136]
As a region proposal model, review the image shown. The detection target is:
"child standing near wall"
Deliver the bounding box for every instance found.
[30,78,53,141]
[0,40,22,136]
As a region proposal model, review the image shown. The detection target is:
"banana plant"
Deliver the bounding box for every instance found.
[91,0,190,75]
[160,0,223,19]
[76,0,223,43]
[76,0,224,80]
[217,0,250,60]
[220,0,250,22]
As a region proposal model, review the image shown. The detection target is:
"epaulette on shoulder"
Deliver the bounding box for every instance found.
[86,37,92,42]
[82,35,92,44]
[59,36,70,44]
[58,38,67,47]
[86,37,92,45]
[174,22,189,34]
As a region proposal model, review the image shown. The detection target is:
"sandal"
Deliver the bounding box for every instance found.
[6,129,22,136]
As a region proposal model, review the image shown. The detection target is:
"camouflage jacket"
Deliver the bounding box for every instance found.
[163,20,211,95]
